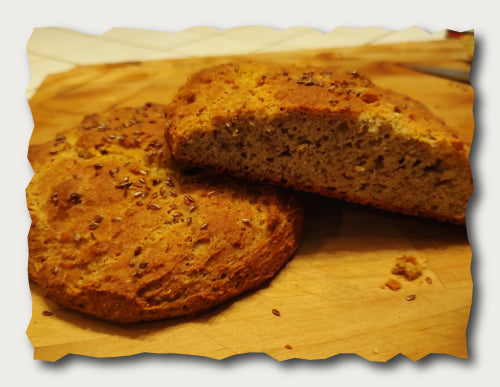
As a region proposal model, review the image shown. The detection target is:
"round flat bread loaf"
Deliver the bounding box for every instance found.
[166,63,473,225]
[27,103,304,323]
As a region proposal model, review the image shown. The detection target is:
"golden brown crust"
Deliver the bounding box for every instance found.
[28,103,304,323]
[167,63,469,153]
[166,63,473,225]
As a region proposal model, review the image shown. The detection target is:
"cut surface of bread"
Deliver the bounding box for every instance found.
[166,63,473,225]
[27,103,304,323]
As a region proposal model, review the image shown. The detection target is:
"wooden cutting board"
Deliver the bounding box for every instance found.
[26,39,474,362]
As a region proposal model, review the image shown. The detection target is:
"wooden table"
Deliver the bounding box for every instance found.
[27,38,474,362]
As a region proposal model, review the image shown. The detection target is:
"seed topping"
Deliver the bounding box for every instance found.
[50,192,58,204]
[361,93,379,104]
[184,195,195,205]
[165,176,175,187]
[109,167,119,177]
[296,72,323,86]
[147,202,161,210]
[116,181,133,189]
[69,192,82,204]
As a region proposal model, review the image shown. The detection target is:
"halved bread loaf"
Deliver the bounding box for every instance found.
[27,103,304,322]
[166,63,473,225]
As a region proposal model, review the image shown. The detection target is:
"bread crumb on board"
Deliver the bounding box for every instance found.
[383,255,431,291]
[384,278,402,291]
[391,255,425,280]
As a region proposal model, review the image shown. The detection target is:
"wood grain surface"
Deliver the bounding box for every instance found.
[26,39,474,362]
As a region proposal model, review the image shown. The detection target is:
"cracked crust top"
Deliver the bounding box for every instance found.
[28,103,304,323]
